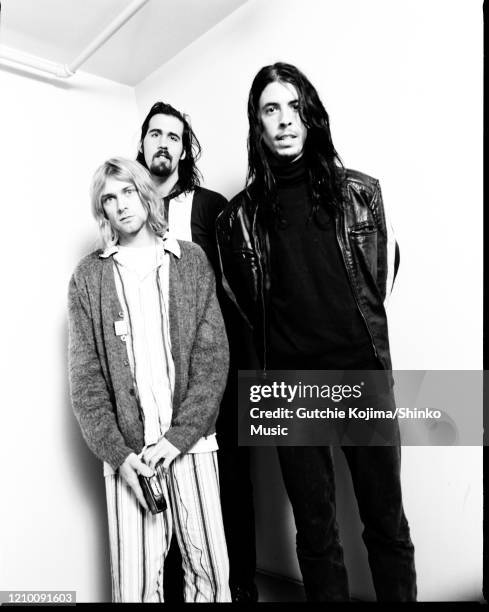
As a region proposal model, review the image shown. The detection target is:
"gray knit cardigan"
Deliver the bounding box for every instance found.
[68,240,229,471]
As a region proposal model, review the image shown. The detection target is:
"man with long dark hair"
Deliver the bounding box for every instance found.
[216,62,417,602]
[137,101,224,271]
[137,102,258,602]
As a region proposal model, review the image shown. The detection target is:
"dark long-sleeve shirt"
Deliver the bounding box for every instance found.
[268,156,377,370]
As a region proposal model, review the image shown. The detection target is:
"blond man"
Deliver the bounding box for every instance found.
[68,157,230,603]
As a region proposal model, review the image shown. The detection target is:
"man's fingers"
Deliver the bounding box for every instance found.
[130,453,154,477]
[136,461,154,478]
[143,451,165,472]
[141,449,158,470]
[142,438,181,471]
[119,455,152,510]
[142,453,155,470]
[162,457,172,472]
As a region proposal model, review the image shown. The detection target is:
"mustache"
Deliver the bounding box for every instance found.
[154,149,171,161]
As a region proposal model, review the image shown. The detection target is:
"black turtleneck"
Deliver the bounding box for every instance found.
[267,155,377,370]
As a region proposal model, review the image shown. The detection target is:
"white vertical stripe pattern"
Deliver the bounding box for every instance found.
[113,244,173,447]
[104,452,230,602]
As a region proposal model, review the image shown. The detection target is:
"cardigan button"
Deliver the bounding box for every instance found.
[129,388,135,396]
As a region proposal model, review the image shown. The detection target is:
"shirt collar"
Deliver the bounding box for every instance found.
[99,232,181,260]
[166,184,184,201]
[99,245,118,259]
[162,231,181,258]
[165,189,194,205]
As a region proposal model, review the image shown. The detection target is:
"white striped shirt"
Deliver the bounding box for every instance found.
[103,233,217,476]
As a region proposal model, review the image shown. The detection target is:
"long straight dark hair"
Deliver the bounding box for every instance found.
[247,62,344,226]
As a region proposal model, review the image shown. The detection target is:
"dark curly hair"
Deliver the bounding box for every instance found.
[136,101,202,192]
[247,62,344,226]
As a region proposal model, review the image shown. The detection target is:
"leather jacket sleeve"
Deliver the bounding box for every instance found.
[216,195,257,330]
[343,171,400,306]
[369,180,400,304]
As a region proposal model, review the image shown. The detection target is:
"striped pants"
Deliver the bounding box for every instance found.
[104,451,231,602]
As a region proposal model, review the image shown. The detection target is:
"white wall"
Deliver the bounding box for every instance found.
[135,0,483,601]
[0,66,138,602]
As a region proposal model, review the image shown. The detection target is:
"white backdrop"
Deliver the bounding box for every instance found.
[0,0,482,603]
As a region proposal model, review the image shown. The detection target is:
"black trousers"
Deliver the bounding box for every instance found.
[217,445,256,591]
[215,319,258,594]
[276,445,417,602]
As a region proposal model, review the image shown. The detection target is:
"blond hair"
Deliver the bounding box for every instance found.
[90,157,166,249]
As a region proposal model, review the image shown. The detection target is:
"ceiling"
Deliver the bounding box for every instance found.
[0,0,248,85]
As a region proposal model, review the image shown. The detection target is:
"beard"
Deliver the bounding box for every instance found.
[149,154,172,178]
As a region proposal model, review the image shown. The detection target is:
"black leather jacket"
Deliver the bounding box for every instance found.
[216,168,399,371]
